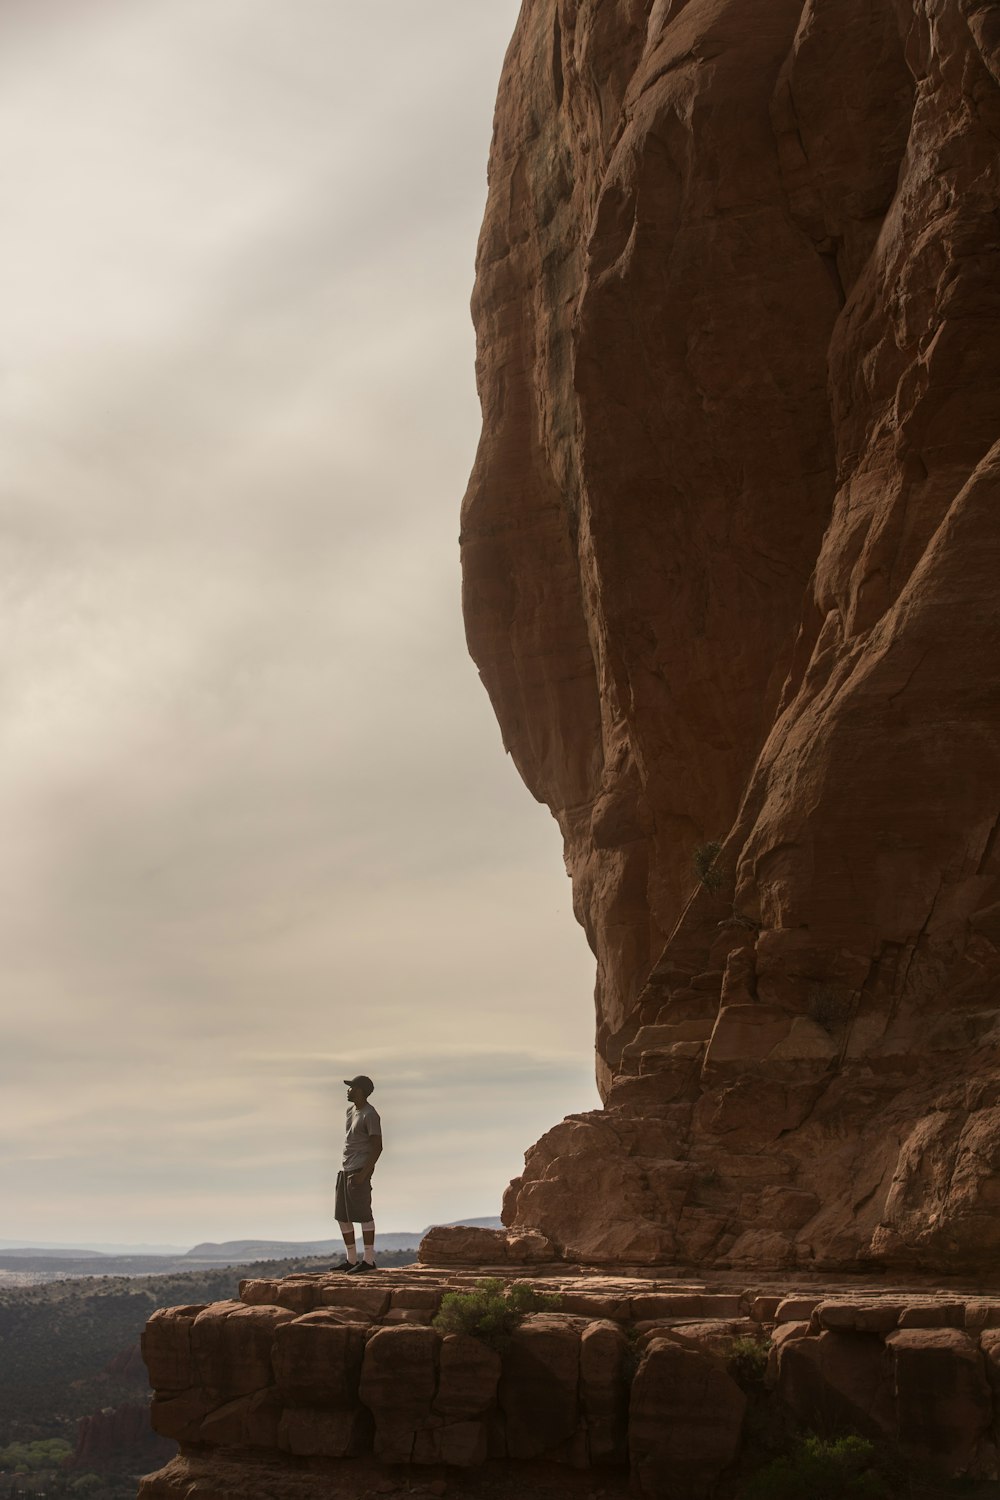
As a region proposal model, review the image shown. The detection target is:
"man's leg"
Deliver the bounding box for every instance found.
[339,1221,359,1265]
[360,1220,375,1265]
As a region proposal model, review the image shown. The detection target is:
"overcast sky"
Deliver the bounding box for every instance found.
[0,0,599,1246]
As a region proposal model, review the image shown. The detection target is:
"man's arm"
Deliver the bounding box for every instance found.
[349,1135,382,1182]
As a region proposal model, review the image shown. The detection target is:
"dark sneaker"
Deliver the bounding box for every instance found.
[347,1259,376,1274]
[327,1259,356,1272]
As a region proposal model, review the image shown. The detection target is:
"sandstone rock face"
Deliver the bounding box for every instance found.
[629,1339,746,1499]
[498,1313,590,1461]
[139,1271,1000,1495]
[777,1313,1000,1477]
[461,0,1000,1271]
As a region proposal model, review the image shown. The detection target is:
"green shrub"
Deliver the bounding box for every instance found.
[728,1335,769,1392]
[432,1278,562,1352]
[694,840,723,894]
[743,1435,887,1499]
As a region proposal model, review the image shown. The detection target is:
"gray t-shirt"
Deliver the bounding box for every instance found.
[342,1102,382,1171]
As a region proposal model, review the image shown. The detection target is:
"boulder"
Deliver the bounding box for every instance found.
[498,1314,585,1461]
[886,1327,992,1472]
[558,1290,630,1321]
[766,1321,809,1388]
[239,1280,283,1307]
[655,1319,759,1359]
[434,1333,501,1422]
[507,1230,557,1263]
[896,1303,966,1330]
[150,1389,214,1445]
[191,1302,294,1398]
[632,1293,742,1321]
[200,1388,282,1449]
[142,1305,204,1392]
[418,1225,509,1265]
[774,1296,821,1323]
[359,1324,440,1463]
[272,1312,366,1406]
[777,1329,894,1439]
[629,1338,745,1498]
[814,1301,903,1335]
[235,1277,319,1315]
[390,1287,444,1311]
[580,1319,630,1465]
[965,1301,1000,1332]
[318,1284,389,1317]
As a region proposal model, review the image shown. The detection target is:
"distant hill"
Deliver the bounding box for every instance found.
[0,1246,106,1259]
[185,1238,331,1259]
[186,1216,503,1261]
[0,1218,504,1280]
[0,1240,190,1256]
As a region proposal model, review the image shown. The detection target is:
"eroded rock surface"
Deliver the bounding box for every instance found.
[460,0,1000,1271]
[138,1270,1000,1495]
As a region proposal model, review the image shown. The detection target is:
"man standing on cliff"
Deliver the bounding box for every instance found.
[330,1074,382,1273]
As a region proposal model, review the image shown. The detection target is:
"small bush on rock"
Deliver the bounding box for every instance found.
[694,839,723,893]
[743,1435,887,1499]
[728,1334,769,1392]
[432,1277,562,1351]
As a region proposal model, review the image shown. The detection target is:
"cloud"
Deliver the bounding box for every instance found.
[0,0,602,1245]
[0,1046,596,1241]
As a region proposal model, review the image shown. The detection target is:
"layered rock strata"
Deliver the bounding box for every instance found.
[140,1269,1000,1495]
[460,0,1000,1269]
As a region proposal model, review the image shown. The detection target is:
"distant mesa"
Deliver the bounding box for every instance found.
[185,1218,503,1261]
[0,1240,190,1256]
[0,1246,107,1259]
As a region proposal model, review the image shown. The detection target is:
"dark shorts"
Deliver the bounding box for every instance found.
[335,1169,373,1223]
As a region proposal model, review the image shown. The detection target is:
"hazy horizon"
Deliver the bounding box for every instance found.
[1,0,601,1245]
[0,1214,503,1254]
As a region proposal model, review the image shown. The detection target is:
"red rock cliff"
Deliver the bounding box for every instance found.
[461,0,1000,1271]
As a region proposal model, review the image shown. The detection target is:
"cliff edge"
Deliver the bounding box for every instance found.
[460,0,1000,1272]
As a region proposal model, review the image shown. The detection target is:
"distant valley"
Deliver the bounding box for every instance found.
[0,1245,423,1473]
[0,1217,502,1284]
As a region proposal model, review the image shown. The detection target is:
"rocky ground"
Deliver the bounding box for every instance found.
[138,1265,1000,1498]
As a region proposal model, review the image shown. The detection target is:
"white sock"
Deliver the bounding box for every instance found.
[339,1222,358,1264]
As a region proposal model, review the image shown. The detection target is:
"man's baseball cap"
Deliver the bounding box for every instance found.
[344,1074,374,1094]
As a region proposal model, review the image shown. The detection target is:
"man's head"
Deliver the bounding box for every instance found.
[344,1074,374,1105]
